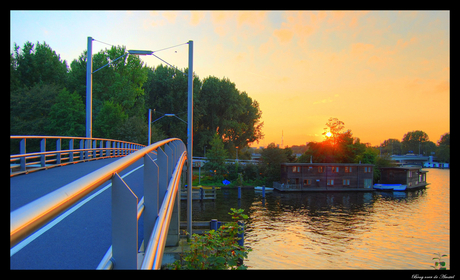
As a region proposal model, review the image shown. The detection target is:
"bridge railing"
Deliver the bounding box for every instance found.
[10,138,187,270]
[10,136,146,176]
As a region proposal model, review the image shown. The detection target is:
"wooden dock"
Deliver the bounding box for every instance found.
[180,187,217,201]
[273,182,375,192]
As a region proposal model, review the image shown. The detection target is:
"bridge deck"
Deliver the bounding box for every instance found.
[10,157,148,269]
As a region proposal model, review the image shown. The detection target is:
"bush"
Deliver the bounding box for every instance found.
[168,208,252,270]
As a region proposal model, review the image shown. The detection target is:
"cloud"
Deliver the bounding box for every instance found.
[350,42,375,56]
[190,11,205,26]
[273,28,293,44]
[313,94,339,105]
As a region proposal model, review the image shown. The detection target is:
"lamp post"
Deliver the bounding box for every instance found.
[86,37,194,237]
[85,36,153,151]
[186,40,193,238]
[86,37,93,153]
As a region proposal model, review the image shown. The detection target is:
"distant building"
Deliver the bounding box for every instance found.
[276,163,374,192]
[423,156,449,168]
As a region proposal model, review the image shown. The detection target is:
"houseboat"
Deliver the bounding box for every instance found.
[374,167,429,191]
[275,163,375,192]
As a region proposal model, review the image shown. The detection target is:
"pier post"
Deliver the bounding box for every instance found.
[262,186,265,198]
[210,219,221,231]
[238,186,241,200]
[237,221,244,246]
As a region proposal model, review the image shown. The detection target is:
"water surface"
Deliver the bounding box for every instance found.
[181,169,450,269]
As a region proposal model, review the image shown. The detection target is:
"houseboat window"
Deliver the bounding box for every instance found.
[292,166,300,173]
[303,179,311,186]
[345,166,352,173]
[318,166,324,173]
[332,166,339,173]
[343,179,350,185]
[364,167,372,173]
[327,179,334,185]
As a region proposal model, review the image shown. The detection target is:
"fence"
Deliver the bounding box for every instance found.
[10,136,145,176]
[10,138,187,270]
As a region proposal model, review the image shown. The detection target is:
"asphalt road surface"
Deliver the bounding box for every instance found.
[10,156,151,269]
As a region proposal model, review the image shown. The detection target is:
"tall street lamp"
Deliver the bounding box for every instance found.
[86,37,194,237]
[85,36,153,149]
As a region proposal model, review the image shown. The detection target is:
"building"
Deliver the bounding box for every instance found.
[378,167,429,190]
[275,163,374,192]
[423,156,449,168]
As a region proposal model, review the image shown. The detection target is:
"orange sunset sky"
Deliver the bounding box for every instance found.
[11,11,450,147]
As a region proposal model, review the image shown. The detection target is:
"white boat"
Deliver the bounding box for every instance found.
[373,184,407,191]
[254,186,274,191]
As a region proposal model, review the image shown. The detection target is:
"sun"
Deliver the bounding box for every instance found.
[325,131,332,137]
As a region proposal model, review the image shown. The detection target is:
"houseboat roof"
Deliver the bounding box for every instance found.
[380,166,428,172]
[281,162,374,166]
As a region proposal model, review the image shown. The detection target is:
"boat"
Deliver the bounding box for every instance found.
[254,186,274,191]
[373,184,407,191]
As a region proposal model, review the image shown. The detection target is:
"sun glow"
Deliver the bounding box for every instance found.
[325,131,332,137]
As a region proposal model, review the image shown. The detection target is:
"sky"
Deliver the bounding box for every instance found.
[10,10,450,148]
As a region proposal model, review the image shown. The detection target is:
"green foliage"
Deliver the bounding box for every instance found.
[203,133,229,181]
[194,76,263,157]
[46,88,85,137]
[401,130,430,154]
[11,41,68,89]
[436,132,450,163]
[431,252,448,270]
[299,118,370,165]
[168,208,251,270]
[10,83,61,136]
[11,40,263,155]
[93,100,128,139]
[260,143,288,185]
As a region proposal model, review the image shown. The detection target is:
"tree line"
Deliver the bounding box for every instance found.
[10,41,264,156]
[203,117,449,187]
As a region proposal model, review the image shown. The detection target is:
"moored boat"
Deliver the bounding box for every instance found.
[254,186,274,191]
[373,184,407,191]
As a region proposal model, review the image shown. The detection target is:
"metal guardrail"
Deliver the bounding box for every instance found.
[10,138,187,270]
[10,136,146,176]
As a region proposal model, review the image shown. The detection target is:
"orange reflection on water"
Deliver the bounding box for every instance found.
[245,169,450,269]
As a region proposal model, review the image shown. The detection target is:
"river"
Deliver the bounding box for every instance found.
[180,168,450,269]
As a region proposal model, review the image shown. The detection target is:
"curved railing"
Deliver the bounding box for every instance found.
[10,138,187,269]
[10,135,146,176]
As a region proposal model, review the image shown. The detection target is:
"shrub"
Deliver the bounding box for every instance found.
[168,208,251,270]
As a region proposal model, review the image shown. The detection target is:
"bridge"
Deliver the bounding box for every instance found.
[10,135,190,269]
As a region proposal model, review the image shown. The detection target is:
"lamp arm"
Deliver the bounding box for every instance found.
[92,53,128,74]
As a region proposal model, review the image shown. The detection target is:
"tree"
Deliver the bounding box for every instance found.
[11,41,68,89]
[402,130,430,154]
[298,118,371,164]
[436,133,450,163]
[380,139,402,155]
[203,133,229,180]
[93,100,128,139]
[143,64,202,146]
[260,143,288,185]
[196,76,263,158]
[46,88,85,137]
[323,117,345,147]
[10,83,61,136]
[114,115,149,145]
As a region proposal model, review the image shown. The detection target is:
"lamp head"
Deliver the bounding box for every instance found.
[128,50,153,56]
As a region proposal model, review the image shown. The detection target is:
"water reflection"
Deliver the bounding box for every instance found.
[180,169,449,269]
